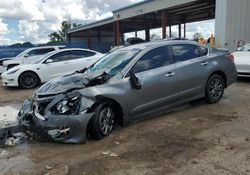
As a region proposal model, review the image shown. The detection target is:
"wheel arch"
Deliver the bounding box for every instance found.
[208,70,227,88]
[90,96,124,126]
[18,70,41,86]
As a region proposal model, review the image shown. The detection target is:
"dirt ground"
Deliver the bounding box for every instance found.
[0,78,250,175]
[0,81,36,104]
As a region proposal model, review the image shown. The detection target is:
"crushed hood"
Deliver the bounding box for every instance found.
[36,70,109,96]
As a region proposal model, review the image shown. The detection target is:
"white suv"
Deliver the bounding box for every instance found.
[0,46,65,73]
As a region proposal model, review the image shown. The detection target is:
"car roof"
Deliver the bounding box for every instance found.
[42,48,99,58]
[55,48,99,53]
[117,40,199,52]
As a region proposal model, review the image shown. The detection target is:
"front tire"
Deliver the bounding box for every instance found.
[205,74,225,104]
[88,103,115,140]
[18,72,40,89]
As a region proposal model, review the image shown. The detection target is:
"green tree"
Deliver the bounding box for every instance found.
[48,21,71,42]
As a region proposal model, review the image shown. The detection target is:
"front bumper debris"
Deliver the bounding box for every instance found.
[0,125,25,147]
[18,99,94,144]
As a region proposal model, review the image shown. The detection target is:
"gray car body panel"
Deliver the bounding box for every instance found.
[18,40,237,143]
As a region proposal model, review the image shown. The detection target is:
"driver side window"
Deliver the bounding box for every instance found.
[133,46,172,73]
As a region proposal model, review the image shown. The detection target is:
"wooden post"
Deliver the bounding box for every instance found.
[169,15,171,37]
[145,27,150,41]
[178,24,182,38]
[114,21,120,46]
[161,10,167,39]
[184,23,186,38]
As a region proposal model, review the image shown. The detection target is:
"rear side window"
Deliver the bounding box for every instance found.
[70,50,96,59]
[28,48,55,56]
[199,45,210,56]
[171,44,200,62]
[133,46,172,73]
[48,51,72,62]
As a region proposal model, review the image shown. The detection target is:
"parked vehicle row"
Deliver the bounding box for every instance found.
[17,40,237,143]
[1,48,104,88]
[0,46,65,73]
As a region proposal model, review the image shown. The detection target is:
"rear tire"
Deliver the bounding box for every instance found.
[18,72,40,89]
[205,74,225,104]
[88,103,115,140]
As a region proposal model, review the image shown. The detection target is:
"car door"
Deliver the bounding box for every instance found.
[40,51,74,81]
[170,44,209,100]
[68,50,99,72]
[125,46,179,117]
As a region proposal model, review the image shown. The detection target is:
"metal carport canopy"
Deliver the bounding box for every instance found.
[67,0,215,46]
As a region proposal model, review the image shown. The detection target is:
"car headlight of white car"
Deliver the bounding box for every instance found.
[7,68,20,75]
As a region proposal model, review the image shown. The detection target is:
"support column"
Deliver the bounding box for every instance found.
[169,25,172,38]
[168,15,171,37]
[184,23,186,38]
[87,30,91,49]
[178,24,182,38]
[161,10,167,39]
[114,21,120,46]
[120,33,124,45]
[145,27,150,41]
[135,30,138,38]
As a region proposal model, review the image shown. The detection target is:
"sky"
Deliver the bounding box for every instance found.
[0,0,214,45]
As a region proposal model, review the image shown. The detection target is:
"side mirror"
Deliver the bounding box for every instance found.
[129,71,141,89]
[236,47,242,51]
[24,54,29,58]
[45,59,53,64]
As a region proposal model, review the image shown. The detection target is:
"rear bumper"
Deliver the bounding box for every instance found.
[225,64,238,87]
[235,64,250,77]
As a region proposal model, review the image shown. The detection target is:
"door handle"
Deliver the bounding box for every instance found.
[201,61,208,66]
[165,72,175,77]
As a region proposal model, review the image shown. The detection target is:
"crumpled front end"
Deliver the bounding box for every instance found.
[18,91,95,144]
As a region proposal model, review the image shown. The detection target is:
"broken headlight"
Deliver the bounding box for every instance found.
[53,96,81,115]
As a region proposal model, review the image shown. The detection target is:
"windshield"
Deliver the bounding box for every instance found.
[240,43,250,51]
[16,49,30,57]
[88,49,140,76]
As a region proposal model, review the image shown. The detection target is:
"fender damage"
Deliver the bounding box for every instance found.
[17,71,111,144]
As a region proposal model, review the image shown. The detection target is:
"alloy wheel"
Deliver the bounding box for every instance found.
[99,106,114,136]
[209,77,223,100]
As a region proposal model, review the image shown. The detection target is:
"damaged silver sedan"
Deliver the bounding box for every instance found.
[17,40,237,143]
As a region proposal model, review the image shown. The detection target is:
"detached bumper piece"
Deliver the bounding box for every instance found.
[18,98,94,144]
[0,125,25,147]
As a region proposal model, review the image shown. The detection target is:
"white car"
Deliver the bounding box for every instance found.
[1,48,104,89]
[0,45,65,73]
[233,42,250,77]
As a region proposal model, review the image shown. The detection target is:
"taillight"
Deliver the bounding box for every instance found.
[226,54,234,62]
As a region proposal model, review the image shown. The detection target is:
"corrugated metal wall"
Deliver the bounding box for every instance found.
[215,0,250,52]
[113,0,197,21]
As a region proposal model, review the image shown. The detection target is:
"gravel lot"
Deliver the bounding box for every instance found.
[0,78,250,175]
